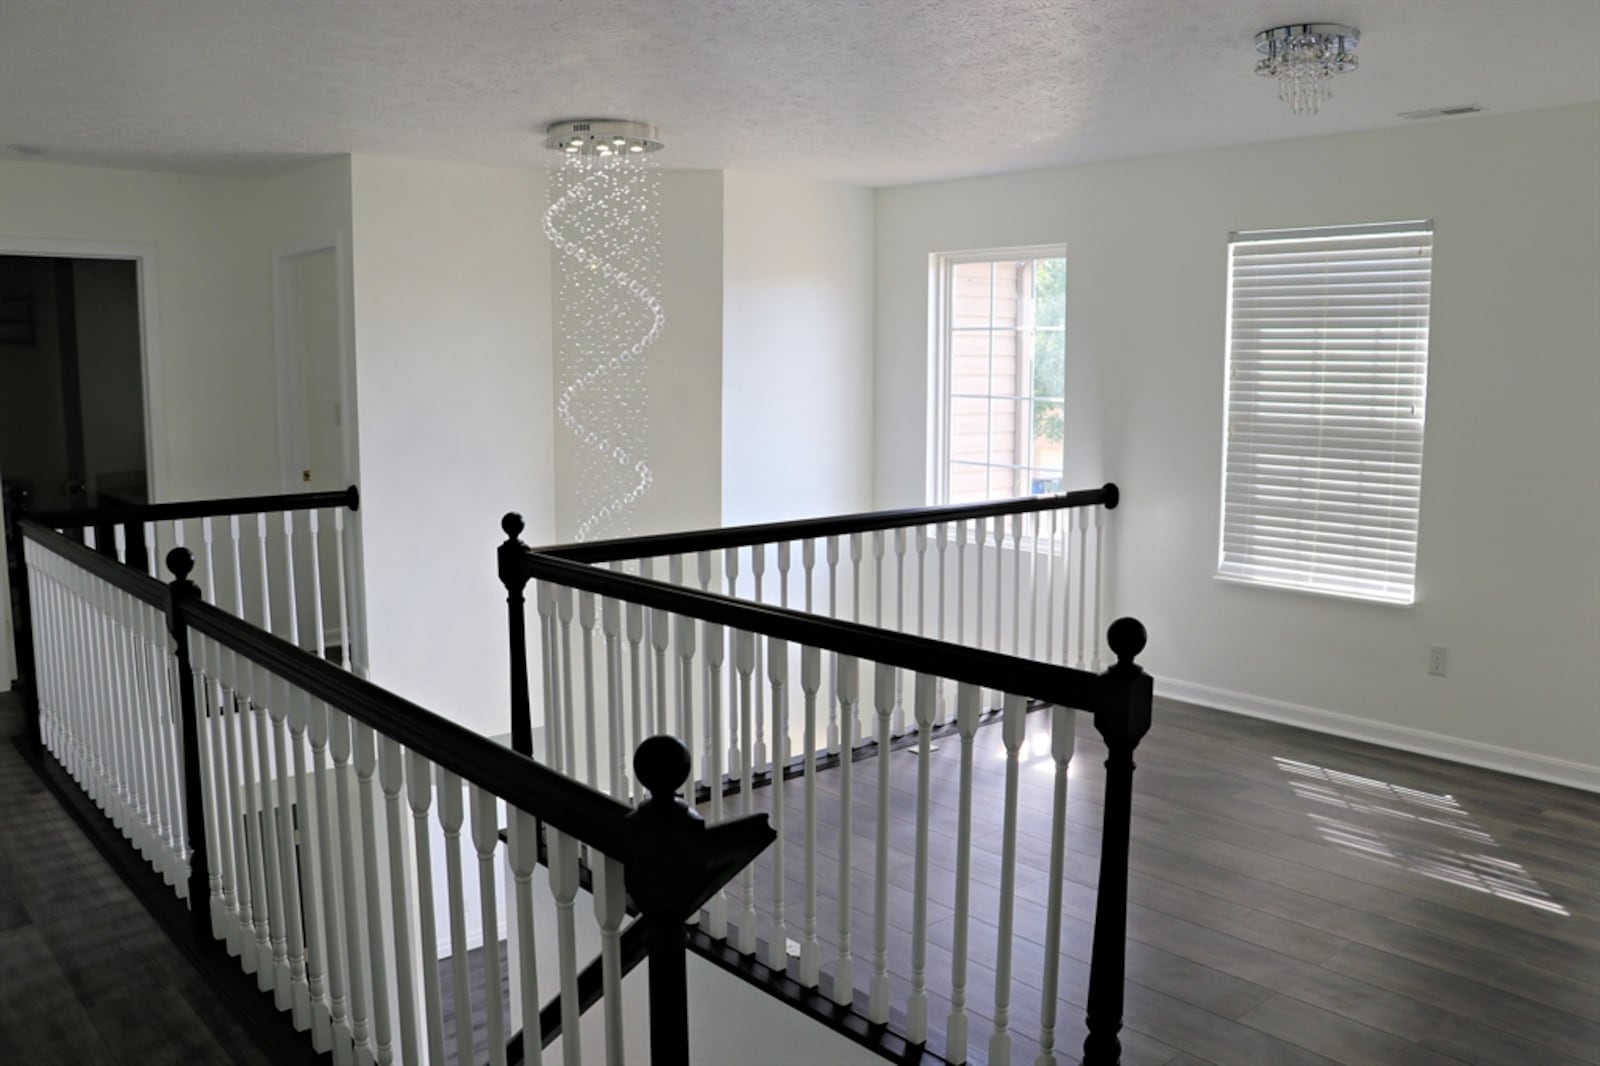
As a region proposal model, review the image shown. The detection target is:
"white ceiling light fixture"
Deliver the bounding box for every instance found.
[1255,23,1360,116]
[543,119,664,541]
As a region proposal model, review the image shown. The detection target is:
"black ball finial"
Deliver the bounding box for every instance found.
[634,735,691,799]
[501,512,526,540]
[1107,617,1147,667]
[166,547,195,581]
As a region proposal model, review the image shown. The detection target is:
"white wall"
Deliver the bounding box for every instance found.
[349,154,555,739]
[874,103,1600,784]
[0,159,281,499]
[722,171,875,524]
[553,169,725,540]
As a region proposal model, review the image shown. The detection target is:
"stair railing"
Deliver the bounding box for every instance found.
[15,513,774,1066]
[499,489,1151,1066]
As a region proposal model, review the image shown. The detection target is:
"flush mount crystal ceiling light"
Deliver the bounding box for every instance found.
[543,120,665,541]
[1255,23,1360,115]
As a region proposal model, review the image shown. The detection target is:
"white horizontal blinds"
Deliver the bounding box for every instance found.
[1221,222,1433,604]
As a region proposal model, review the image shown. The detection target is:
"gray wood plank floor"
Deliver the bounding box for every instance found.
[0,690,279,1066]
[704,696,1600,1066]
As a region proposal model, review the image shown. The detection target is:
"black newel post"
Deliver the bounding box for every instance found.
[624,737,706,1066]
[1083,617,1153,1066]
[166,547,212,942]
[498,513,534,758]
[3,485,41,752]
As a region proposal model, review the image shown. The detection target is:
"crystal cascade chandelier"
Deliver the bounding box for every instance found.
[1254,23,1360,115]
[543,119,664,541]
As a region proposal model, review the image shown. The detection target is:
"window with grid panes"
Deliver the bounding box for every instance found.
[935,250,1066,504]
[1219,221,1433,605]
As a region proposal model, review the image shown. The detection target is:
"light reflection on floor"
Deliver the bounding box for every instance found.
[1274,757,1571,916]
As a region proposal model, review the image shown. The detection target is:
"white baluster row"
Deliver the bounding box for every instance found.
[534,566,1096,1064]
[25,538,188,888]
[177,630,639,1065]
[61,506,362,672]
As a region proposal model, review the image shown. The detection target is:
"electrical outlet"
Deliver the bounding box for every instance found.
[1428,645,1448,677]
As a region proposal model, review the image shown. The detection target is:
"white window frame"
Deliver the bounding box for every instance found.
[931,244,1067,505]
[1217,220,1433,606]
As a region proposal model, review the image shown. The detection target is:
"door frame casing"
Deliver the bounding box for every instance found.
[0,236,166,688]
[0,236,168,500]
[272,235,358,494]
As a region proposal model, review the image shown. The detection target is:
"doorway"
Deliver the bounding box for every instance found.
[0,244,159,688]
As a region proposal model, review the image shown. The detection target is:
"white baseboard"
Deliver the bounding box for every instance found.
[1153,676,1600,794]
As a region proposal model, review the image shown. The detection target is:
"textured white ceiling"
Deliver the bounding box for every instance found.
[1,0,1596,185]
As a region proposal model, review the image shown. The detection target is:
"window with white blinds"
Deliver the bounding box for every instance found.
[1219,221,1433,605]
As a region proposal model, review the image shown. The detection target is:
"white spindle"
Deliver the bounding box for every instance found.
[870,662,894,1023]
[248,664,290,1006]
[282,512,301,650]
[991,515,1004,660]
[353,722,394,1064]
[946,683,980,1064]
[439,769,471,1066]
[674,613,696,793]
[379,737,420,1065]
[506,808,544,1066]
[893,529,907,734]
[579,591,599,788]
[550,829,583,1066]
[333,508,353,672]
[219,645,257,970]
[766,635,788,971]
[332,708,372,1059]
[311,699,354,1065]
[593,855,627,1066]
[750,545,765,771]
[833,655,858,1005]
[256,513,274,635]
[1046,510,1059,666]
[988,693,1028,1066]
[697,551,715,780]
[1092,504,1106,672]
[470,785,507,1066]
[269,674,312,1030]
[537,582,564,773]
[308,511,328,661]
[907,672,936,1044]
[1012,512,1024,660]
[726,551,743,779]
[198,635,233,943]
[651,603,670,738]
[706,620,729,940]
[737,632,757,957]
[557,586,577,774]
[602,595,626,799]
[973,517,985,657]
[1070,508,1086,668]
[1034,705,1077,1066]
[1028,514,1041,661]
[408,750,447,1066]
[825,536,840,753]
[242,658,281,989]
[798,645,821,987]
[625,599,646,805]
[289,684,331,1048]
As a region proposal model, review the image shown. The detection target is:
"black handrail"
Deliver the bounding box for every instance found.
[543,482,1118,564]
[27,483,360,529]
[505,529,1118,714]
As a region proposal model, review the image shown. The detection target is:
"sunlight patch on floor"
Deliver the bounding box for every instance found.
[1274,757,1570,916]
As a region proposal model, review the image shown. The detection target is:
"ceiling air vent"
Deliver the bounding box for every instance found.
[1398,105,1485,120]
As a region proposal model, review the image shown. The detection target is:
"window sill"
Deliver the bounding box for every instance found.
[1213,571,1415,609]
